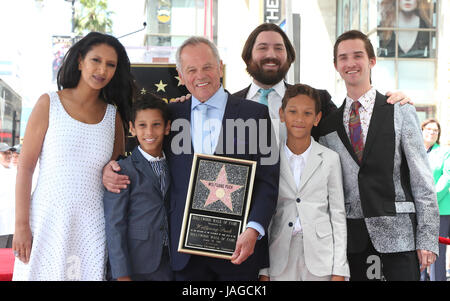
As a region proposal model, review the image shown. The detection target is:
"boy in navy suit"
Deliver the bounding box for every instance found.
[103,93,173,281]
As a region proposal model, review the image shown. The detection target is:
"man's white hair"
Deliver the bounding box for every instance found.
[175,36,221,72]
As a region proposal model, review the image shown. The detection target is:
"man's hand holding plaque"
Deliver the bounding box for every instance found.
[231,227,259,265]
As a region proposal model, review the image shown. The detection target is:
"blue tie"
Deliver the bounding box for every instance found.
[193,104,212,154]
[258,88,274,106]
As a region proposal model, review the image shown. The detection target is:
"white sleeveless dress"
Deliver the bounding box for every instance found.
[13,92,116,281]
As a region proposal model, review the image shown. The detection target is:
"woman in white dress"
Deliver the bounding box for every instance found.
[12,32,135,280]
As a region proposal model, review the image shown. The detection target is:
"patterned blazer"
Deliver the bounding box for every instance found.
[319,91,439,255]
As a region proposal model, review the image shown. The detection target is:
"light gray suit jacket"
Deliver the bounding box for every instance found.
[262,139,350,278]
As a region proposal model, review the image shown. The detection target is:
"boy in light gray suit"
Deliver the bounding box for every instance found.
[103,93,173,281]
[259,84,349,281]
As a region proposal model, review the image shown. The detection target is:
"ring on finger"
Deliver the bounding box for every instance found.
[13,250,19,257]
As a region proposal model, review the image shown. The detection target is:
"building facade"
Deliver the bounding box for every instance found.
[142,0,449,144]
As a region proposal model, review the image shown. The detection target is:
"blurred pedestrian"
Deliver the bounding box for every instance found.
[0,143,13,169]
[11,144,22,168]
[422,118,450,281]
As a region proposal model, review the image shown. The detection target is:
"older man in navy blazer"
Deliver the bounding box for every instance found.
[103,37,279,281]
[166,37,279,281]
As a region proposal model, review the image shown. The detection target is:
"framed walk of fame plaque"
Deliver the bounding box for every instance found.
[178,153,257,260]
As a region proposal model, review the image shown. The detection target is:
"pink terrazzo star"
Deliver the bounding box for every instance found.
[200,165,243,212]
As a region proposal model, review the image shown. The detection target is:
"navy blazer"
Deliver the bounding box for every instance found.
[103,146,170,278]
[165,92,280,272]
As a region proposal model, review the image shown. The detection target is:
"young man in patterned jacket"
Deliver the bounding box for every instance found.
[319,30,439,281]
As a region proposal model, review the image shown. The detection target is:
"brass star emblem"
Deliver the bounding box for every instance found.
[140,88,147,95]
[155,80,168,92]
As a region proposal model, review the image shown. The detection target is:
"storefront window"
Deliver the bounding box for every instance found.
[398,60,435,98]
[377,0,437,58]
[371,60,395,91]
[374,0,438,110]
[145,0,217,47]
[338,0,366,34]
[337,0,439,116]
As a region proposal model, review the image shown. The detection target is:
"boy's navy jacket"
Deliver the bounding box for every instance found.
[103,146,170,279]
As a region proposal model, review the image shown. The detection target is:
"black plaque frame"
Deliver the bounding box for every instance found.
[178,153,257,260]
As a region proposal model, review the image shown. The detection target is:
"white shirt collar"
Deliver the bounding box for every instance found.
[138,146,166,162]
[191,85,227,111]
[345,87,376,111]
[248,80,286,100]
[283,137,313,163]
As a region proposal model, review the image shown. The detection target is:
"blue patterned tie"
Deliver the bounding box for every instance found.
[149,159,168,195]
[258,88,274,106]
[149,158,169,246]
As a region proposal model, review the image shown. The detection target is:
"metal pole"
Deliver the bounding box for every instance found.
[71,0,75,33]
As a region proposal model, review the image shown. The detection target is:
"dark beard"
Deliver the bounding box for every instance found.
[246,58,290,86]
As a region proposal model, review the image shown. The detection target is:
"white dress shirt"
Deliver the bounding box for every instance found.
[137,146,166,162]
[191,86,265,238]
[284,138,313,235]
[343,87,377,144]
[191,86,227,155]
[247,80,287,144]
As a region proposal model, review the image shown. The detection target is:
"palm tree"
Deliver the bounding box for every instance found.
[74,0,114,35]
